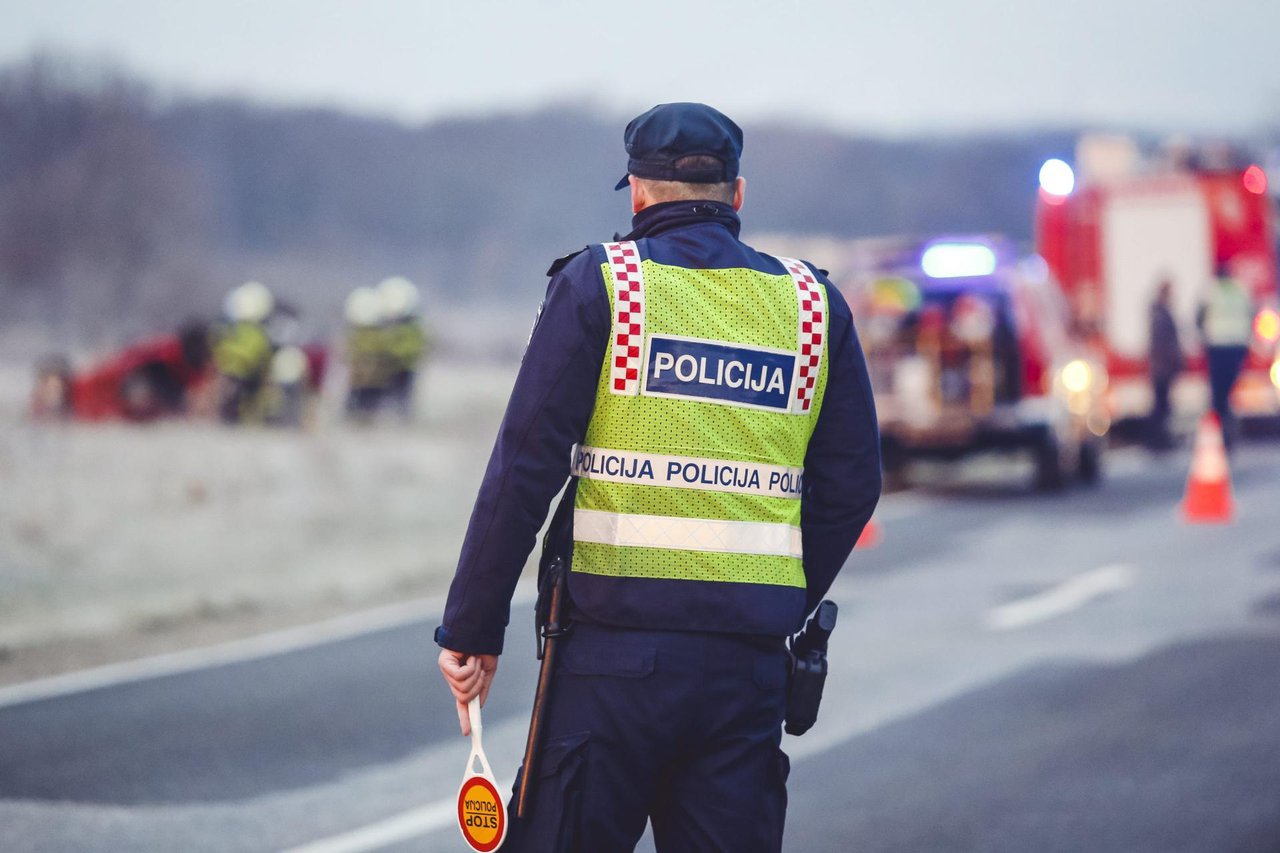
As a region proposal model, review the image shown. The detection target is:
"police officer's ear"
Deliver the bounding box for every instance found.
[629,175,648,215]
[732,177,746,213]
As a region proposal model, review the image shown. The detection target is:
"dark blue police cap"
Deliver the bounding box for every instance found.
[614,102,743,191]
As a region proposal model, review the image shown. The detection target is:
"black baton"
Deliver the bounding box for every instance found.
[516,555,569,819]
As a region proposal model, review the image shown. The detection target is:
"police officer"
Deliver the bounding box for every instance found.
[436,103,881,852]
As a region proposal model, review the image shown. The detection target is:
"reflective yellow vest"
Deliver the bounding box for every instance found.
[571,241,830,590]
[212,322,272,381]
[1203,277,1253,347]
[385,318,427,372]
[347,325,390,389]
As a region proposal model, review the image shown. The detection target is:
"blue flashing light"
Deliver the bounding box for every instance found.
[920,242,998,279]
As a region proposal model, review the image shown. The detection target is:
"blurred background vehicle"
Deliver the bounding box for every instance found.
[30,320,213,422]
[846,236,1108,490]
[1034,135,1280,439]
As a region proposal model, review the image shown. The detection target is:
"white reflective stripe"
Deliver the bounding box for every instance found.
[573,509,803,558]
[571,444,803,499]
[777,256,826,414]
[603,241,645,396]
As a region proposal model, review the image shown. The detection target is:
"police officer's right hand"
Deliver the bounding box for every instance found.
[438,649,499,736]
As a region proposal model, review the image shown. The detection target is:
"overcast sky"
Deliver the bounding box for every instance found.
[2,0,1277,135]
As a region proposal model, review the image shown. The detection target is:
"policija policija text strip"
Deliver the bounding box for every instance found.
[571,443,804,499]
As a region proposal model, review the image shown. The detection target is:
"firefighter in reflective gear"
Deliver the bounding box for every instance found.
[212,281,274,424]
[344,286,390,421]
[376,276,429,420]
[437,105,880,852]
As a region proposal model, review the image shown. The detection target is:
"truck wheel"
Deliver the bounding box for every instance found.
[1034,433,1066,492]
[1076,438,1103,486]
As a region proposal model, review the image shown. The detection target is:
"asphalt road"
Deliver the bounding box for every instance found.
[3,444,1280,852]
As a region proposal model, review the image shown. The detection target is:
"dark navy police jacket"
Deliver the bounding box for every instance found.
[435,201,881,656]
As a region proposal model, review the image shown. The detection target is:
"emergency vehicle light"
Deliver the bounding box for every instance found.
[1256,308,1280,343]
[1243,164,1267,195]
[1060,359,1092,395]
[1039,159,1075,197]
[920,243,997,279]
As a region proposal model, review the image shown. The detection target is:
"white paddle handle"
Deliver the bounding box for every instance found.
[469,696,483,746]
[466,697,495,780]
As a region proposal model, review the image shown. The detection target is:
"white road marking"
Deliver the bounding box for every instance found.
[983,564,1136,631]
[277,559,1139,853]
[281,775,516,853]
[279,799,456,853]
[0,582,536,709]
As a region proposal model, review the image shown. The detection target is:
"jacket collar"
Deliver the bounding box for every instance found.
[619,200,742,242]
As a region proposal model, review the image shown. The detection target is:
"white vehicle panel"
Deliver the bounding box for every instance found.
[1101,182,1211,358]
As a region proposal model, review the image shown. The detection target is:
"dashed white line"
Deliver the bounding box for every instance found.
[984,564,1136,631]
[281,775,517,853]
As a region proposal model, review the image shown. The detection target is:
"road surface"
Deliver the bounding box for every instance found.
[2,445,1280,852]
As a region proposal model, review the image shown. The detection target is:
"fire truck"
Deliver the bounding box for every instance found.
[847,236,1109,490]
[1034,136,1280,432]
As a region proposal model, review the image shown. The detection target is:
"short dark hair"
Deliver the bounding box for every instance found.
[636,155,736,204]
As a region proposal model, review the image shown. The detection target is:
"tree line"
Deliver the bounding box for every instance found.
[0,53,1081,346]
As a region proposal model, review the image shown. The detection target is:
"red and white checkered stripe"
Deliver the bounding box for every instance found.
[777,257,826,413]
[603,240,645,395]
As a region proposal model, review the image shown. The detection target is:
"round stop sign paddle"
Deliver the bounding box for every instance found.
[457,697,508,851]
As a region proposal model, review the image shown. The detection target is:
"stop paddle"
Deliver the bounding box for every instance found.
[457,696,508,851]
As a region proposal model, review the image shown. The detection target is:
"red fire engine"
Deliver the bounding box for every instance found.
[1034,137,1280,430]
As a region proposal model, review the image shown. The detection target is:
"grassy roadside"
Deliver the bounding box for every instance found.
[0,359,519,686]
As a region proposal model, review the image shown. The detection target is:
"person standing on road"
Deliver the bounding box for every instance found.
[435,102,881,852]
[1146,278,1182,450]
[1197,262,1253,451]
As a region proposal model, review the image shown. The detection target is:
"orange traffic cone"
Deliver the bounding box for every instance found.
[1181,412,1234,524]
[855,515,883,549]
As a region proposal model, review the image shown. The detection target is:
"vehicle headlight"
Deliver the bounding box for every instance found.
[1060,359,1092,394]
[1255,308,1280,344]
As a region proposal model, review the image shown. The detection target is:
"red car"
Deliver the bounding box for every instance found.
[32,323,213,422]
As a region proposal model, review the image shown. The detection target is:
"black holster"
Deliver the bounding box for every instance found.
[784,600,838,736]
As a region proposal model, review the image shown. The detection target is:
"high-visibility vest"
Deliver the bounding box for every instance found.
[1202,277,1253,347]
[347,325,390,389]
[385,318,427,371]
[570,241,830,590]
[212,322,272,381]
